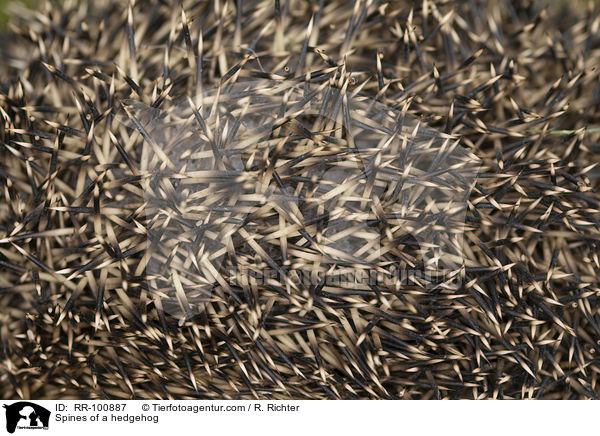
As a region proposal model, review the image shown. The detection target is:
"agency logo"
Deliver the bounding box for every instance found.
[3,402,50,434]
[118,72,480,322]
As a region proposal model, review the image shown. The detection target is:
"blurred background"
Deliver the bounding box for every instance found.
[0,0,37,27]
[0,0,591,28]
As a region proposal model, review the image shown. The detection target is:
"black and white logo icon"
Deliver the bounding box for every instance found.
[3,402,50,434]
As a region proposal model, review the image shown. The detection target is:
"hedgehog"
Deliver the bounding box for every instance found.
[1,0,600,400]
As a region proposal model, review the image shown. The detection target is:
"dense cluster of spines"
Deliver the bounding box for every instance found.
[1,0,600,399]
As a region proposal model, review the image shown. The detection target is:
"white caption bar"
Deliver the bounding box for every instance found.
[0,400,594,436]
